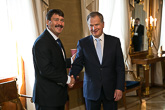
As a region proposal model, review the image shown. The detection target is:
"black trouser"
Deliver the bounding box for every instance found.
[35,103,64,110]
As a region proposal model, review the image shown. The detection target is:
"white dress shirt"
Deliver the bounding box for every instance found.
[92,33,104,57]
[134,24,139,36]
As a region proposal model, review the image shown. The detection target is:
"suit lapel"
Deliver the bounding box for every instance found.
[45,30,66,61]
[60,42,67,60]
[88,35,101,64]
[137,24,142,32]
[89,34,109,65]
[102,34,109,64]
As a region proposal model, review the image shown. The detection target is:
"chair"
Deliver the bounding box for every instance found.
[0,78,32,110]
[122,70,142,109]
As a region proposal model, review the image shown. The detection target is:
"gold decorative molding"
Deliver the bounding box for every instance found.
[129,27,134,54]
[143,64,149,70]
[143,87,150,96]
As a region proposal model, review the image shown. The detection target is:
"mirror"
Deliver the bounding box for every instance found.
[131,1,148,52]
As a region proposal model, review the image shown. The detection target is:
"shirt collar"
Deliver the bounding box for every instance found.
[136,24,140,26]
[92,33,104,41]
[46,27,59,40]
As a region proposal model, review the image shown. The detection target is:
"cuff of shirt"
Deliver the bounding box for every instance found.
[66,75,71,84]
[71,57,73,64]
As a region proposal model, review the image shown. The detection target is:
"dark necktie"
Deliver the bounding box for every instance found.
[56,39,65,59]
[56,39,63,49]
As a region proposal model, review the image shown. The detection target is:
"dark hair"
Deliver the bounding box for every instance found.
[46,9,64,20]
[135,18,140,21]
[87,12,104,23]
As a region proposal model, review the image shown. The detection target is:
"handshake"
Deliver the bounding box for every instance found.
[68,75,78,88]
[68,50,78,88]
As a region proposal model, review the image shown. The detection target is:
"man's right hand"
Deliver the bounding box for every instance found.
[68,75,75,88]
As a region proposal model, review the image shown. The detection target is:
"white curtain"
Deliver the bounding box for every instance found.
[151,0,163,85]
[0,0,18,78]
[160,0,165,50]
[99,0,131,70]
[152,0,163,55]
[0,0,48,109]
[155,0,165,85]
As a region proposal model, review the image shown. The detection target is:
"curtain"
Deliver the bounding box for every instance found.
[81,0,99,37]
[99,0,132,71]
[152,0,163,55]
[0,0,36,109]
[160,0,165,50]
[32,0,48,35]
[0,0,18,79]
[155,0,165,85]
[0,0,48,109]
[151,0,163,85]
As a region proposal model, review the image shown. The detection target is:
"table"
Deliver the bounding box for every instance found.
[0,77,15,83]
[130,52,165,96]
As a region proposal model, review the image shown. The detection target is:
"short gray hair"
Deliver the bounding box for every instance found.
[87,12,104,23]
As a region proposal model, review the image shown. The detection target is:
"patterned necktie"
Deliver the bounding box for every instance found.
[56,39,65,59]
[96,38,102,64]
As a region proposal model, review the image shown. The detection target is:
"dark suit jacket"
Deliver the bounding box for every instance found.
[32,29,71,106]
[70,34,125,101]
[133,24,144,51]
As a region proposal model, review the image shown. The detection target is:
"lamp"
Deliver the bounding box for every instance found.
[135,0,144,4]
[145,16,157,58]
[129,17,135,54]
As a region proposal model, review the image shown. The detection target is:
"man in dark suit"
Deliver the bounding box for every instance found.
[32,9,75,110]
[132,18,144,52]
[69,12,125,110]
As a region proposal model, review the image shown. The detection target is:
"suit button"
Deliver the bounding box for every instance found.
[100,68,102,70]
